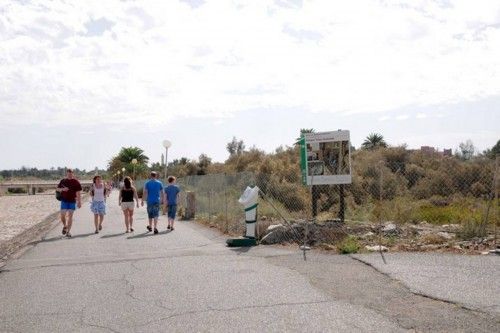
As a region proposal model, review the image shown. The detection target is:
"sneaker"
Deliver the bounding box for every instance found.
[154,228,158,234]
[146,226,152,232]
[62,227,67,235]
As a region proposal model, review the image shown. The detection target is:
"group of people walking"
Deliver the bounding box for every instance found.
[56,169,180,237]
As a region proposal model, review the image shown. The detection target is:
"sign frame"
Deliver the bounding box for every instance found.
[300,130,352,186]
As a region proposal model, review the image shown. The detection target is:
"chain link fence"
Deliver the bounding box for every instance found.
[171,152,498,254]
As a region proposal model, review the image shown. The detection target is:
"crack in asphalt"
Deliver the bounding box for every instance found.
[0,311,82,319]
[121,261,176,312]
[350,255,491,316]
[130,299,335,329]
[0,251,229,273]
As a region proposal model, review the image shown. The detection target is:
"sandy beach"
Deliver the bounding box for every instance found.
[0,194,60,243]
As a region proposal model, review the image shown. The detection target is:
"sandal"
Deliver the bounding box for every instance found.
[62,227,67,235]
[130,228,134,232]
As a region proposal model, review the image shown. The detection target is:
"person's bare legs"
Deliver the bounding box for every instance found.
[129,210,134,231]
[60,210,67,234]
[98,214,104,230]
[148,217,153,231]
[66,210,74,236]
[94,214,99,233]
[122,209,129,232]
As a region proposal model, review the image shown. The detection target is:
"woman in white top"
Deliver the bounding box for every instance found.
[90,175,108,234]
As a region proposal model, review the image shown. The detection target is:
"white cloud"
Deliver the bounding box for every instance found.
[1,0,500,127]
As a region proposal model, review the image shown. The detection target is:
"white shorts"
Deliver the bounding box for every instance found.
[121,202,135,210]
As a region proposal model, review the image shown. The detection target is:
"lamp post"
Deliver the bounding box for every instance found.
[162,140,172,180]
[131,158,137,180]
[121,167,125,180]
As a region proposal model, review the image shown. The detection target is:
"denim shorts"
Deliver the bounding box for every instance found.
[147,203,160,218]
[60,201,76,211]
[167,205,177,219]
[90,201,106,215]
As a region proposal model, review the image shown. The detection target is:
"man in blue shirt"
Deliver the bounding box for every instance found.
[164,176,181,231]
[141,171,164,234]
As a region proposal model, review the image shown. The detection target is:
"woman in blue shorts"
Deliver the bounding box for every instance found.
[90,175,108,234]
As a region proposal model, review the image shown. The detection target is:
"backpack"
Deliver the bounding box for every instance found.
[56,179,65,201]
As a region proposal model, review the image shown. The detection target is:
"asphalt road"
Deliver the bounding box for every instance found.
[0,191,498,332]
[352,252,500,314]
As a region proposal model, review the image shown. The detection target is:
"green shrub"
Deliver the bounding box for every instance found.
[415,201,480,225]
[378,197,419,224]
[337,235,360,254]
[458,218,487,240]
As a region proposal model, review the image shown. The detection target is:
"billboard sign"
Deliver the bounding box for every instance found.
[300,130,352,185]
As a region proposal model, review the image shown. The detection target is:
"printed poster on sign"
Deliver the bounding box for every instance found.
[300,130,352,185]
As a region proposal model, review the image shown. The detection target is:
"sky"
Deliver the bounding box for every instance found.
[0,0,499,170]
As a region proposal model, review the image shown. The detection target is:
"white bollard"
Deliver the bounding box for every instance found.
[238,186,260,239]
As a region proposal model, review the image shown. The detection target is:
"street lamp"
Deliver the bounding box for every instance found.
[162,139,172,180]
[121,167,125,179]
[131,158,138,180]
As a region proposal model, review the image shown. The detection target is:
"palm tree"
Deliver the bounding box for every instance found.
[361,133,387,150]
[108,147,150,179]
[295,128,315,145]
[118,147,149,164]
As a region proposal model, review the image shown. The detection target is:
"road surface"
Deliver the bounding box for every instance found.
[0,191,498,332]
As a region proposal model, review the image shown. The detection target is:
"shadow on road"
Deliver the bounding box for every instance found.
[100,232,127,239]
[69,232,95,239]
[126,230,171,239]
[28,235,65,245]
[229,246,252,255]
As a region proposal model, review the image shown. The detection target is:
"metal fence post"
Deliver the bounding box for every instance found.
[224,173,228,234]
[311,185,319,218]
[378,160,387,264]
[338,184,345,223]
[208,190,212,224]
[495,155,499,248]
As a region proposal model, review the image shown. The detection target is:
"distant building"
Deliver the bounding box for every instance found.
[443,149,452,157]
[420,146,452,157]
[420,146,436,155]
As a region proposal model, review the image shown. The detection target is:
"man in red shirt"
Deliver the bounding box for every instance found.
[56,169,82,237]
